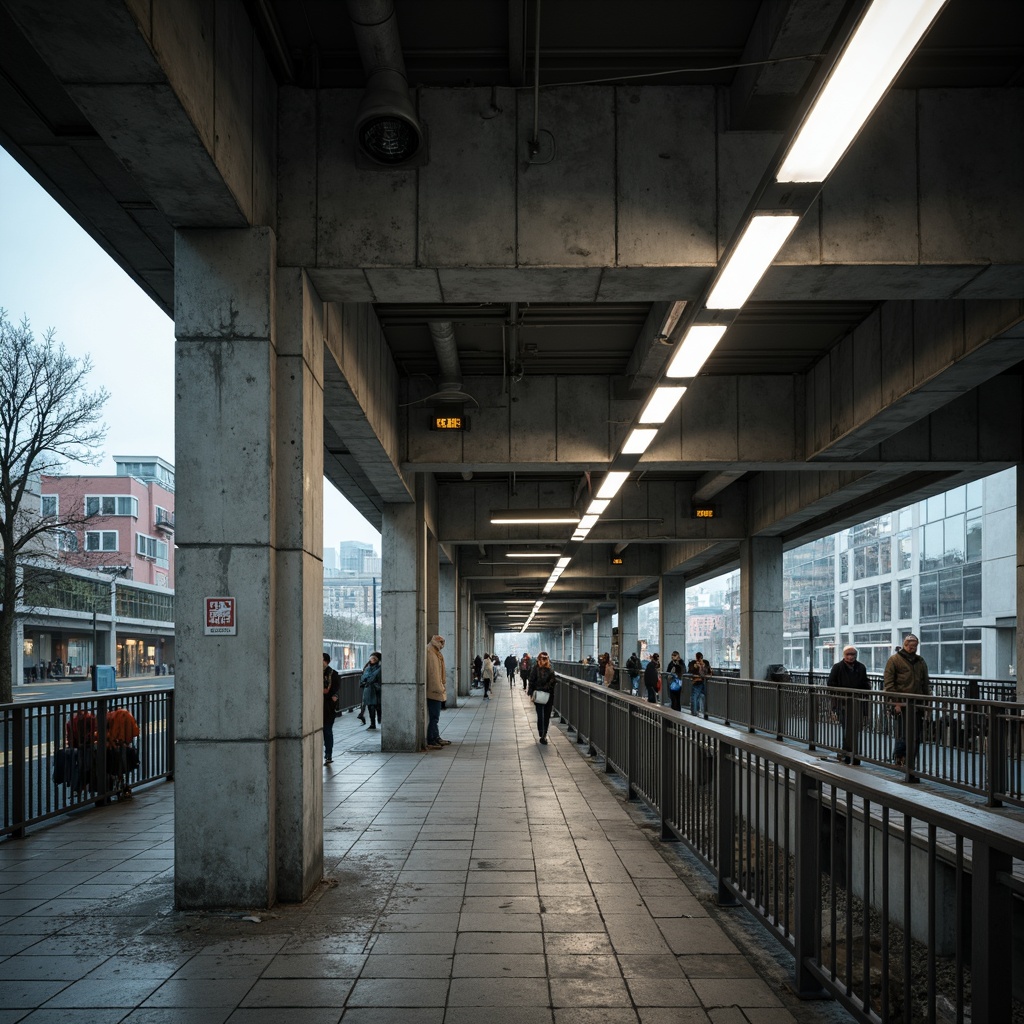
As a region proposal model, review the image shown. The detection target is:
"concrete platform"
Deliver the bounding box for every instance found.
[0,683,852,1023]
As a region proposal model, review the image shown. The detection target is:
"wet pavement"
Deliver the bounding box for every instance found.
[0,682,853,1023]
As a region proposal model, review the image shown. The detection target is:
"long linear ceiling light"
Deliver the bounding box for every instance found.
[705,215,800,310]
[622,427,658,454]
[666,324,728,379]
[638,386,687,425]
[491,509,580,525]
[595,471,630,501]
[777,0,948,183]
[505,551,561,559]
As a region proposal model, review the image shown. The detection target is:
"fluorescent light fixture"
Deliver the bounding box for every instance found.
[571,530,587,541]
[490,509,580,525]
[505,551,561,559]
[639,386,686,425]
[542,582,554,593]
[556,557,571,569]
[586,498,610,515]
[621,428,658,454]
[666,325,729,378]
[706,215,800,310]
[578,514,599,530]
[777,0,947,183]
[596,471,630,501]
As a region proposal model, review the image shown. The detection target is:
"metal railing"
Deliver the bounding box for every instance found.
[554,660,1024,808]
[1,689,175,839]
[788,670,1016,703]
[552,674,1024,1024]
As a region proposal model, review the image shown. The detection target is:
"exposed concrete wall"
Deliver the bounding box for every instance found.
[660,576,686,701]
[439,562,457,707]
[272,86,1023,303]
[618,595,639,666]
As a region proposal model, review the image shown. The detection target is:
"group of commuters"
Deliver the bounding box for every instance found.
[827,632,930,774]
[322,648,383,765]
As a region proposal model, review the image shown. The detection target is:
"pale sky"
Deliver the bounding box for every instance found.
[0,148,379,553]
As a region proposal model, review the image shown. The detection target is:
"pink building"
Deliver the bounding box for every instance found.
[41,456,175,588]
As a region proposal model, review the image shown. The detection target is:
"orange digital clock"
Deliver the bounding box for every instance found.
[430,413,469,431]
[692,506,716,519]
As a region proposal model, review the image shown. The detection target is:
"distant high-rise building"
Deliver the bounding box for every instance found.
[324,547,337,570]
[339,540,377,574]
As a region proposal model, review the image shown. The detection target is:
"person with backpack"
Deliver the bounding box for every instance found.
[519,652,532,689]
[625,652,641,695]
[666,651,685,711]
[688,651,710,717]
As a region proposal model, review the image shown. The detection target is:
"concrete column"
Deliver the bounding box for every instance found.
[173,230,324,908]
[382,497,426,751]
[618,595,639,662]
[426,532,439,642]
[660,575,687,663]
[439,562,457,707]
[740,536,784,680]
[597,608,613,658]
[458,581,470,697]
[10,617,23,688]
[581,613,597,661]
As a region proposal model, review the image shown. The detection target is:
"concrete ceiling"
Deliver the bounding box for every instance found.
[1,0,1022,633]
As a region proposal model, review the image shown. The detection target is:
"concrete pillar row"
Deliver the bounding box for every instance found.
[658,576,686,707]
[381,494,427,752]
[740,536,784,680]
[457,581,470,698]
[439,562,457,707]
[173,228,325,909]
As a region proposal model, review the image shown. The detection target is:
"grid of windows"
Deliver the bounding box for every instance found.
[86,530,118,552]
[852,583,892,625]
[116,585,174,622]
[919,624,982,676]
[136,533,169,568]
[85,495,139,518]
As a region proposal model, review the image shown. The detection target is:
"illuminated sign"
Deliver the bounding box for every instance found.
[431,413,469,431]
[691,505,717,519]
[611,555,624,565]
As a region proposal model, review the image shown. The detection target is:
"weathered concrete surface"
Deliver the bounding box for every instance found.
[740,537,784,681]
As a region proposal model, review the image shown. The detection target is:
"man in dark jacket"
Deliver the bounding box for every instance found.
[643,653,661,704]
[827,645,870,764]
[322,652,341,765]
[504,653,518,689]
[883,633,930,775]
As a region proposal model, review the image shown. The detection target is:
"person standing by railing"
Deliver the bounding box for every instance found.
[883,633,931,776]
[322,653,341,765]
[643,653,661,704]
[625,652,641,696]
[688,652,710,717]
[827,645,869,764]
[666,651,685,711]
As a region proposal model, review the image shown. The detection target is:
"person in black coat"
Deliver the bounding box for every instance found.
[643,653,661,704]
[322,653,341,765]
[827,644,870,764]
[527,651,557,744]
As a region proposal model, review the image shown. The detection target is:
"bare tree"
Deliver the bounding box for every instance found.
[0,310,109,702]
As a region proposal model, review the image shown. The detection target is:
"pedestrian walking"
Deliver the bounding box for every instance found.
[626,652,641,695]
[482,651,493,699]
[322,652,340,765]
[827,645,869,764]
[666,651,685,711]
[883,633,930,776]
[644,653,661,704]
[528,651,556,744]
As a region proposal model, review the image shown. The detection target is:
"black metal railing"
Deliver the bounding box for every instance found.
[553,660,1024,808]
[1,689,175,839]
[552,674,1024,1024]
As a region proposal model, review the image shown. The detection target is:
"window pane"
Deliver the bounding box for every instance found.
[966,479,982,510]
[880,539,891,575]
[966,515,982,562]
[963,571,982,615]
[86,497,99,516]
[944,514,965,566]
[881,584,891,621]
[899,508,913,532]
[840,593,848,625]
[898,533,913,571]
[938,568,962,617]
[965,644,981,675]
[941,644,962,674]
[86,532,99,551]
[899,579,913,619]
[867,587,879,622]
[920,575,938,618]
[102,532,117,551]
[101,496,115,515]
[945,486,965,516]
[927,495,945,522]
[865,544,879,578]
[854,591,866,625]
[921,522,942,570]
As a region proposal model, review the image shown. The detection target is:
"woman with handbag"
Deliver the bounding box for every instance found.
[666,651,685,712]
[527,651,557,745]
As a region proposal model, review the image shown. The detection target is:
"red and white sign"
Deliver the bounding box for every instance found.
[204,597,237,635]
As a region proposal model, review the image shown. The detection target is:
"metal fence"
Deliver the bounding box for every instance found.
[1,689,175,839]
[554,660,1024,809]
[552,674,1024,1024]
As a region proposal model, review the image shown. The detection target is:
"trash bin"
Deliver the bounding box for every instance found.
[766,664,791,682]
[91,665,117,691]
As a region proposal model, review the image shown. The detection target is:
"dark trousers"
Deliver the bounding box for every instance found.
[427,698,443,744]
[668,679,681,712]
[645,683,658,704]
[892,706,923,768]
[535,699,553,737]
[366,703,378,727]
[836,698,864,757]
[323,721,334,760]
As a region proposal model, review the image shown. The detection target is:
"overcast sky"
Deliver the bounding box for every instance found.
[0,149,379,553]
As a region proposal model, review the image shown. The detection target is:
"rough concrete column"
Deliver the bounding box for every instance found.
[740,536,784,680]
[174,228,324,909]
[618,595,639,663]
[660,575,687,662]
[426,533,439,642]
[597,608,613,658]
[382,497,426,751]
[581,613,597,661]
[458,581,470,697]
[439,562,457,707]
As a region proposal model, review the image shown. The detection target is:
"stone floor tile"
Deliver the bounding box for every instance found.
[616,954,685,979]
[542,933,613,955]
[368,932,456,956]
[637,1010,711,1024]
[260,953,366,978]
[345,978,448,1007]
[657,919,740,957]
[626,976,701,1006]
[17,1008,128,1024]
[120,1009,232,1024]
[447,976,550,1006]
[541,913,605,933]
[678,955,759,979]
[339,1010,442,1024]
[0,955,107,981]
[225,1010,343,1024]
[458,912,542,932]
[39,977,165,1008]
[169,954,273,979]
[460,895,541,914]
[549,976,631,1007]
[444,1009,553,1024]
[545,954,620,979]
[553,1011,639,1024]
[451,953,546,977]
[454,932,544,955]
[359,954,454,978]
[375,912,460,932]
[691,978,783,1008]
[237,978,354,1007]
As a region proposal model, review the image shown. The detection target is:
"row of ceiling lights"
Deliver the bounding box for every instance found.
[498,0,949,633]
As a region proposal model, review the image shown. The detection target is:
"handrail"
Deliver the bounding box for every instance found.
[552,659,1024,808]
[550,672,1024,1023]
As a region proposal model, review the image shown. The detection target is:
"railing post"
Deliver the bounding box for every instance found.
[659,714,674,841]
[723,676,731,726]
[985,705,1004,807]
[715,739,739,905]
[775,683,783,741]
[603,691,611,769]
[972,841,1013,1023]
[12,706,26,839]
[747,679,755,733]
[807,684,817,751]
[625,703,635,800]
[792,769,828,998]
[166,689,175,779]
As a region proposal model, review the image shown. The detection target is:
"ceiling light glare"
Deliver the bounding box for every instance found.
[706,215,800,310]
[639,386,687,425]
[777,0,947,183]
[505,551,560,559]
[587,498,610,515]
[555,557,571,570]
[571,531,587,541]
[542,582,554,593]
[578,514,599,530]
[666,325,728,378]
[596,471,630,501]
[490,509,580,525]
[621,428,658,454]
